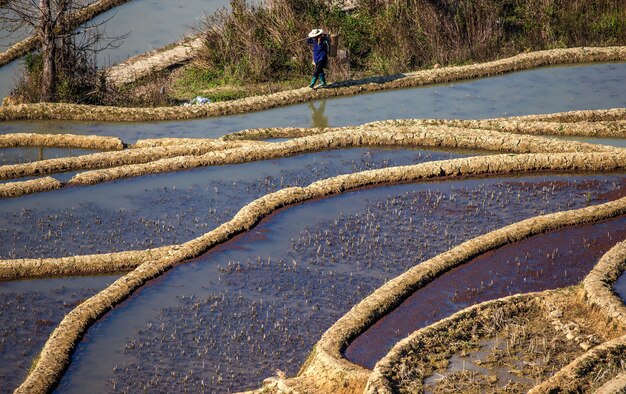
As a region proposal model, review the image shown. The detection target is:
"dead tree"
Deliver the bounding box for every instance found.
[0,0,123,102]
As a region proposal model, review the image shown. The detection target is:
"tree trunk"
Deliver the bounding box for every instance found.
[38,0,56,102]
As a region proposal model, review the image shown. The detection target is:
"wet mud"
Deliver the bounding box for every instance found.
[0,276,118,393]
[55,173,625,393]
[0,148,466,259]
[345,215,626,369]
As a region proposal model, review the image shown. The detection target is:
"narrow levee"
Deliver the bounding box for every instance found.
[53,173,625,393]
[345,215,626,370]
[2,63,624,142]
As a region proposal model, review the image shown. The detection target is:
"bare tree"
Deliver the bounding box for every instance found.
[0,0,123,102]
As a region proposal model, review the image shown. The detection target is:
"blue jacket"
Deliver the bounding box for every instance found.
[307,36,329,64]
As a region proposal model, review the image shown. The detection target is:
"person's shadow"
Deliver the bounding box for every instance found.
[309,101,328,129]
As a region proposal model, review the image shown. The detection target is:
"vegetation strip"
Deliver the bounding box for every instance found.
[0,0,132,68]
[1,47,624,121]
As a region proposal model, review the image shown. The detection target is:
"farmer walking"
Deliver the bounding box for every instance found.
[306,29,329,89]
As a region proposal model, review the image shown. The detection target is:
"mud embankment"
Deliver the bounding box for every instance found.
[0,133,124,150]
[223,109,626,141]
[0,177,61,198]
[1,117,618,197]
[107,37,203,86]
[1,47,624,121]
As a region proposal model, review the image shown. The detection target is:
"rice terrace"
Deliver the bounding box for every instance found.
[0,0,625,393]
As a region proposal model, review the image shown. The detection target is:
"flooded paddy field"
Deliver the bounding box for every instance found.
[346,215,626,370]
[54,172,625,393]
[88,0,229,66]
[0,275,119,393]
[1,63,624,142]
[0,147,470,259]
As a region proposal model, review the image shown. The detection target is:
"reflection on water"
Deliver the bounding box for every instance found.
[309,100,328,129]
[0,147,101,166]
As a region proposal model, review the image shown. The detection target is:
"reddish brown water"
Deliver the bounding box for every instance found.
[345,215,626,369]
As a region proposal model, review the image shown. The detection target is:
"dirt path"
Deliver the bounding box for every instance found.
[106,37,203,86]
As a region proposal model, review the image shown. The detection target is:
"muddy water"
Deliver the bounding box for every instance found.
[1,63,624,142]
[0,275,119,394]
[345,216,626,369]
[0,147,102,165]
[55,173,625,393]
[0,147,468,259]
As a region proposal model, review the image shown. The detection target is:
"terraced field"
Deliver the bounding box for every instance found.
[0,49,625,394]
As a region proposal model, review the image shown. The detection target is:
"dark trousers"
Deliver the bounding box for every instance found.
[313,58,328,77]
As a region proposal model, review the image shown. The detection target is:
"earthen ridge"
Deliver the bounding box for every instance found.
[0,139,249,180]
[0,176,61,198]
[1,47,624,122]
[0,133,124,150]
